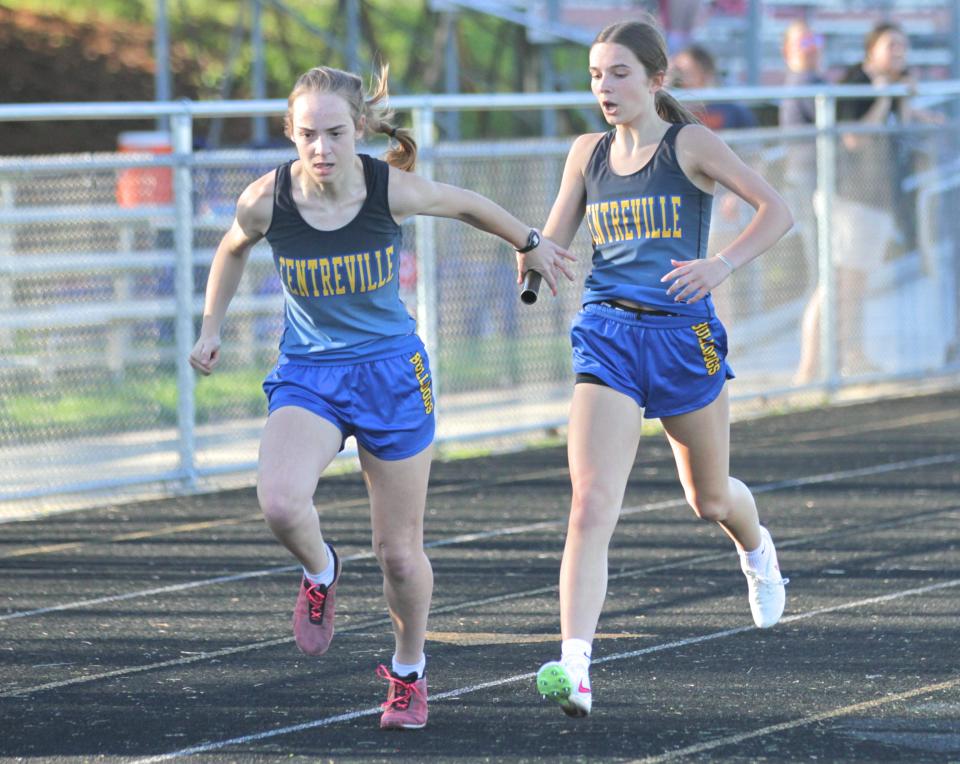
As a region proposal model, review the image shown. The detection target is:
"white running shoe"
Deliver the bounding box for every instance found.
[536,659,592,717]
[741,526,789,628]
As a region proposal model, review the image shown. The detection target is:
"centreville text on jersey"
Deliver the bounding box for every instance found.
[585,195,683,245]
[277,245,396,298]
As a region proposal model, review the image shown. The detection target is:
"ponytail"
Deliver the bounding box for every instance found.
[285,61,417,172]
[364,62,418,171]
[372,121,417,172]
[655,90,701,125]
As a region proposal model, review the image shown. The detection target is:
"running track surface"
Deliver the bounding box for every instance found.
[2,389,959,763]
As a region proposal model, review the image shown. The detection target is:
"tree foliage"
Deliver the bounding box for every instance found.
[2,0,595,148]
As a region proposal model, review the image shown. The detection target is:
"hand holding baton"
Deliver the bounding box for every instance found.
[520,271,542,305]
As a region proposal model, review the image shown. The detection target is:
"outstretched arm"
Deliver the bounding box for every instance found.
[388,166,575,295]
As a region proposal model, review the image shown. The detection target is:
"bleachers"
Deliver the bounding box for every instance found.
[434,0,955,83]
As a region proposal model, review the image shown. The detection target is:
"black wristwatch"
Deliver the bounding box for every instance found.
[515,229,541,253]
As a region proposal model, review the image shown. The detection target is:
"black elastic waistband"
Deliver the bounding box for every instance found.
[598,300,677,318]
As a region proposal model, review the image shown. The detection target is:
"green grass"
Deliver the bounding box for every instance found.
[1,334,571,439]
[439,334,570,391]
[2,367,267,441]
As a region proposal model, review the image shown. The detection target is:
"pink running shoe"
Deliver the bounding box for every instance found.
[292,545,341,656]
[377,665,428,730]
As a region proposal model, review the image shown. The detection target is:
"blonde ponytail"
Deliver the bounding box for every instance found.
[284,61,417,171]
[364,62,418,171]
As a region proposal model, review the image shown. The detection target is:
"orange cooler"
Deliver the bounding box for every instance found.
[116,130,173,207]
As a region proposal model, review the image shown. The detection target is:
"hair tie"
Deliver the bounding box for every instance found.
[389,126,398,138]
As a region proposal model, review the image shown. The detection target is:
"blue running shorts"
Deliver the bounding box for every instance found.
[262,339,435,461]
[571,301,735,419]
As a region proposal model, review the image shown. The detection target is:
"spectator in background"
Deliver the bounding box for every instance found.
[659,0,702,54]
[779,20,825,180]
[778,21,826,384]
[670,44,758,130]
[795,21,942,382]
[780,19,824,258]
[839,22,913,253]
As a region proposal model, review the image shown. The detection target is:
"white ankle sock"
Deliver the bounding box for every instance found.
[303,543,336,586]
[561,638,592,665]
[392,654,426,679]
[742,535,769,573]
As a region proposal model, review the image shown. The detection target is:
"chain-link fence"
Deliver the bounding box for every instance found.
[1,85,959,517]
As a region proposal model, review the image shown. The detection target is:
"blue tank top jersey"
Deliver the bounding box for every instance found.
[581,124,715,317]
[265,154,417,363]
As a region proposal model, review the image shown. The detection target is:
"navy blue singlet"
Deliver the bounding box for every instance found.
[265,154,417,363]
[581,124,715,317]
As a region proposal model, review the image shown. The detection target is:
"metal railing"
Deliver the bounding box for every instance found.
[1,81,958,514]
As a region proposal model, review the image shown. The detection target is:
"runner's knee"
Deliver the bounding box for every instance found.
[569,482,622,535]
[257,481,311,530]
[374,540,424,582]
[685,490,729,523]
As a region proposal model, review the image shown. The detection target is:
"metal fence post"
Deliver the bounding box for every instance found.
[413,104,440,399]
[108,224,134,380]
[0,180,12,350]
[172,108,197,489]
[815,93,839,389]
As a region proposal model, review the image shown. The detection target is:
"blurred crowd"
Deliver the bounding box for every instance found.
[665,18,952,380]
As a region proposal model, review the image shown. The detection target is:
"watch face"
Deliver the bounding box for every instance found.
[517,230,540,252]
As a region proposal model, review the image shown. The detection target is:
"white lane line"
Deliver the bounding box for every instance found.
[4,451,956,623]
[0,516,568,623]
[0,465,571,553]
[2,495,956,700]
[128,578,960,763]
[743,452,960,493]
[0,566,298,622]
[4,503,947,700]
[128,669,539,764]
[0,518,564,623]
[630,675,960,763]
[0,636,292,699]
[785,408,960,443]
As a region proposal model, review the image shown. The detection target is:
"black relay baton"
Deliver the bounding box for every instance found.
[520,271,543,305]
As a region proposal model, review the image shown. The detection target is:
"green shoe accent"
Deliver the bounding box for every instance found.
[536,662,572,703]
